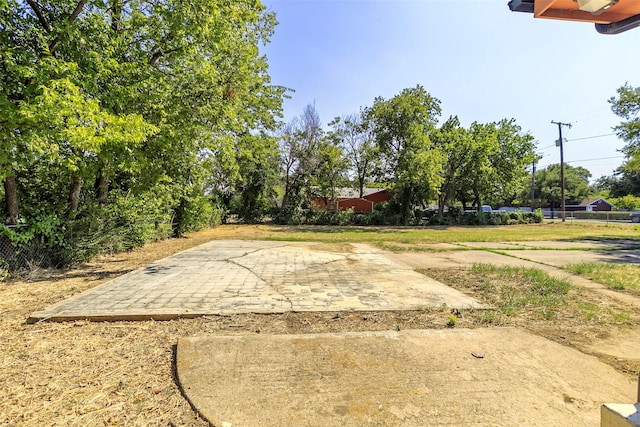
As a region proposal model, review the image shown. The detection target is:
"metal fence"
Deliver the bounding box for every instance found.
[0,225,61,271]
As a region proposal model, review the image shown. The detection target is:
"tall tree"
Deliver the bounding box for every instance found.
[433,116,473,217]
[366,85,443,222]
[610,84,640,171]
[530,164,592,212]
[279,104,325,220]
[231,132,281,223]
[1,0,285,234]
[594,166,640,198]
[329,112,379,198]
[451,119,534,209]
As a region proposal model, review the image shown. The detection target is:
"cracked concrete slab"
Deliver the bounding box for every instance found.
[28,240,487,322]
[176,328,636,427]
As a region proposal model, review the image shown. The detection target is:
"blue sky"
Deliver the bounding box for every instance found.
[260,0,640,182]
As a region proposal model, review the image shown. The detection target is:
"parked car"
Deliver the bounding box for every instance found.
[630,212,640,223]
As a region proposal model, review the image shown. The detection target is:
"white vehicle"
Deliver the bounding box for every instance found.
[630,212,640,223]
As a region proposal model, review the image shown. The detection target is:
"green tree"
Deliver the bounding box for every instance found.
[433,116,473,217]
[329,112,380,198]
[609,194,640,210]
[1,0,285,253]
[531,164,592,214]
[310,139,349,208]
[366,85,443,223]
[595,166,640,198]
[278,104,325,221]
[453,120,535,210]
[231,133,281,223]
[610,84,640,171]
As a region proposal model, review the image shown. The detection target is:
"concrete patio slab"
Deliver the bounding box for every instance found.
[28,240,487,322]
[177,328,636,427]
[386,249,540,270]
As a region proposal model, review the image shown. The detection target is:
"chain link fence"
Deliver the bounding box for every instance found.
[0,225,62,272]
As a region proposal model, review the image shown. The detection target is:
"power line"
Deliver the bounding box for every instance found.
[565,155,624,164]
[566,133,615,142]
[537,133,616,150]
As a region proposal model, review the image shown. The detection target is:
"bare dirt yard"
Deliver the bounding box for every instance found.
[2,225,640,426]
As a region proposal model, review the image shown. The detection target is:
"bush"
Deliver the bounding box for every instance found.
[62,189,175,264]
[0,215,67,269]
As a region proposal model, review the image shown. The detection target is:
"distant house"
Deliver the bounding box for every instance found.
[565,198,614,212]
[309,188,390,213]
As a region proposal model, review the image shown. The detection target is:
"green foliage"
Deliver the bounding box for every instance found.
[304,207,355,226]
[594,168,640,198]
[527,164,591,209]
[329,113,380,198]
[366,85,443,222]
[609,195,640,210]
[2,0,285,266]
[0,214,63,248]
[610,84,640,171]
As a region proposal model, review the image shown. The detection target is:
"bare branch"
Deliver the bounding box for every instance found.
[26,0,52,32]
[68,0,87,24]
[148,48,181,65]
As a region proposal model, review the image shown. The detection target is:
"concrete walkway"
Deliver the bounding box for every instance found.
[28,240,487,323]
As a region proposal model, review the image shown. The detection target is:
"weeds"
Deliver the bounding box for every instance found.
[446,314,458,327]
[566,262,640,297]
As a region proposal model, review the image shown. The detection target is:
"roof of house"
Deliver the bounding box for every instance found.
[333,188,387,199]
[579,198,614,207]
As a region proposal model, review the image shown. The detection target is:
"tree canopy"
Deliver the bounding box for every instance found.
[527,164,592,211]
[610,84,640,172]
[1,0,286,263]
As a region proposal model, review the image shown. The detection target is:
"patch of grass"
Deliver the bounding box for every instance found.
[425,264,638,328]
[433,264,570,322]
[575,300,634,325]
[376,242,463,252]
[205,223,640,249]
[565,262,640,297]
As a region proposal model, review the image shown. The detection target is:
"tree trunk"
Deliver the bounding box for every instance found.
[437,193,445,219]
[95,173,109,205]
[68,175,82,216]
[473,186,481,210]
[4,175,19,224]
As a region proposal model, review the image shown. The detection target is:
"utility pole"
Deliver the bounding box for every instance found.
[551,121,572,222]
[530,159,536,211]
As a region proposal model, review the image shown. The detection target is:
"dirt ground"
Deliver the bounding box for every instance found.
[1,228,640,426]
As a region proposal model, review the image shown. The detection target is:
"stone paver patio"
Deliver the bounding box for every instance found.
[28,240,486,322]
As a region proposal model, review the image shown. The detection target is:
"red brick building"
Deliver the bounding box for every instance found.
[310,188,390,213]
